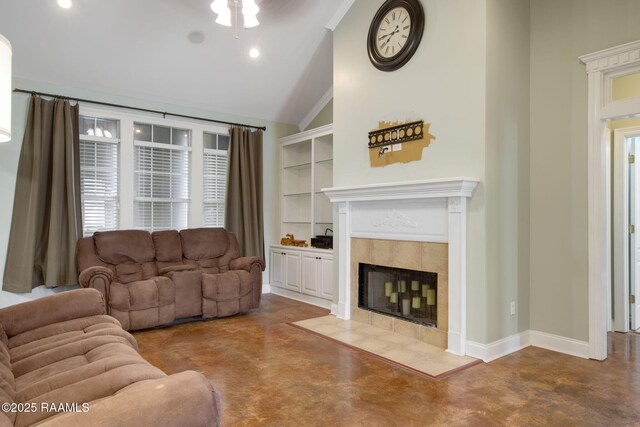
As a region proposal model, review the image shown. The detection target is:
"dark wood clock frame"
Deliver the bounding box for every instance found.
[367,0,425,72]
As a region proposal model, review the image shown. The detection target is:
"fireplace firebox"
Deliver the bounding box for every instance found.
[358,263,437,327]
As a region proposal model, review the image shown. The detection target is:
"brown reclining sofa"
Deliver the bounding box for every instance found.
[76,227,265,331]
[0,288,219,426]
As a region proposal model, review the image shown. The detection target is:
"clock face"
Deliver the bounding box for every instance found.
[367,0,424,72]
[375,7,411,59]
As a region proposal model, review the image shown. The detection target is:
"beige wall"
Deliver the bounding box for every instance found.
[530,0,640,341]
[304,99,333,131]
[0,78,296,290]
[612,72,640,101]
[334,0,490,342]
[485,0,531,341]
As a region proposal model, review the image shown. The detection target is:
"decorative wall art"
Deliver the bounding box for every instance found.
[368,119,435,167]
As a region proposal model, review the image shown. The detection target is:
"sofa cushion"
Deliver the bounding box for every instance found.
[180,228,229,260]
[94,230,155,265]
[9,320,136,365]
[13,338,166,427]
[114,261,157,284]
[152,230,183,263]
[0,340,15,424]
[202,271,253,318]
[109,278,175,311]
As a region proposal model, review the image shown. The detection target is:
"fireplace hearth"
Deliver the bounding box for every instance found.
[324,177,479,355]
[358,263,437,327]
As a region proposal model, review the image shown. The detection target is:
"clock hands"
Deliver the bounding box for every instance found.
[379,25,400,49]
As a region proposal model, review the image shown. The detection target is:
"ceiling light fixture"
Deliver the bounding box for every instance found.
[57,0,72,9]
[249,48,260,59]
[211,0,260,39]
[0,34,12,143]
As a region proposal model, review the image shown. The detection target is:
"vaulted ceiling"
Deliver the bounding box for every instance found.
[0,0,349,126]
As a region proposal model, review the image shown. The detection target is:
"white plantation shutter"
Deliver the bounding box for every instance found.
[79,117,120,236]
[203,148,227,226]
[133,123,191,231]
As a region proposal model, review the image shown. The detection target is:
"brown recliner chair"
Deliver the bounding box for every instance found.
[76,227,265,331]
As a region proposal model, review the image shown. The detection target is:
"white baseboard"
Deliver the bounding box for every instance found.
[269,287,332,310]
[529,330,589,359]
[330,303,338,315]
[262,284,271,294]
[466,331,531,362]
[465,329,590,362]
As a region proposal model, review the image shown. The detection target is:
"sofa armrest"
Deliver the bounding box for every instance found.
[0,288,106,338]
[159,264,199,275]
[230,256,265,272]
[78,266,113,305]
[39,371,220,427]
[78,266,113,288]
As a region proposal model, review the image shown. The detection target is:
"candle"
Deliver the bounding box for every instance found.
[412,296,421,309]
[422,284,429,297]
[398,280,406,293]
[390,292,398,303]
[402,298,411,315]
[411,280,419,291]
[384,281,392,297]
[427,289,436,306]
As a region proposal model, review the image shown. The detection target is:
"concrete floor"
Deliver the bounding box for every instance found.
[134,294,640,427]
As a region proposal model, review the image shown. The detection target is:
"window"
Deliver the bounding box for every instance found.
[79,116,120,236]
[133,123,191,231]
[78,108,229,234]
[203,132,229,227]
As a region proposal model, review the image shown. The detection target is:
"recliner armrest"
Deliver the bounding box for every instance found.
[0,289,106,338]
[78,266,113,288]
[230,256,266,272]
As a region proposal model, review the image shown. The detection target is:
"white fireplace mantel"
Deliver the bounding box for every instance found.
[323,177,479,356]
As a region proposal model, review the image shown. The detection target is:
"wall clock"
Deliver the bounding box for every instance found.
[367,0,425,72]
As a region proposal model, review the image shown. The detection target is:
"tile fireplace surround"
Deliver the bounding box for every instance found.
[324,177,479,356]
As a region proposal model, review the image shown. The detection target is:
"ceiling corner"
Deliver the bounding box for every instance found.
[298,86,333,131]
[325,0,355,31]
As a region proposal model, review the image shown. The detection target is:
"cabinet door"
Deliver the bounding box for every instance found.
[284,252,301,292]
[270,249,285,289]
[319,257,333,300]
[302,254,320,296]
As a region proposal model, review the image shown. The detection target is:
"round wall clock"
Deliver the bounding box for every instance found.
[367,0,425,72]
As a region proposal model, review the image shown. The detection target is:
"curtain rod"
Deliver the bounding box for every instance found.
[12,88,267,131]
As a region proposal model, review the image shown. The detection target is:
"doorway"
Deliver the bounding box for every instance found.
[581,40,640,360]
[612,124,640,333]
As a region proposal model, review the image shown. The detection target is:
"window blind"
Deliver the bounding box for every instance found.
[133,123,191,231]
[203,148,227,227]
[79,118,120,236]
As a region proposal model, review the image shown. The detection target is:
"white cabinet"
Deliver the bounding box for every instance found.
[285,252,301,292]
[280,124,333,243]
[269,249,285,289]
[269,245,333,309]
[301,253,333,300]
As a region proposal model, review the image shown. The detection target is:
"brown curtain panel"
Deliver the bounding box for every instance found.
[225,127,264,259]
[3,96,82,292]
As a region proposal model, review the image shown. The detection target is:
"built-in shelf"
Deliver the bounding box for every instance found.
[283,192,312,197]
[283,162,312,170]
[280,124,333,244]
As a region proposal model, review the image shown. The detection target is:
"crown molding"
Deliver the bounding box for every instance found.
[325,0,356,31]
[298,86,333,132]
[579,39,640,73]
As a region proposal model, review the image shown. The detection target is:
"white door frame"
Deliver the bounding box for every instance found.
[580,40,640,360]
[612,126,640,332]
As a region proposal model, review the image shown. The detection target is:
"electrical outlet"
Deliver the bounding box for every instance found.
[510,301,516,316]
